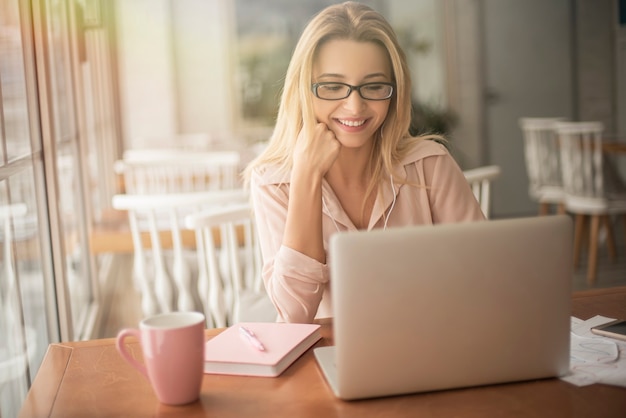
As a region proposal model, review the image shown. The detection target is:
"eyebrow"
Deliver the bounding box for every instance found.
[316,72,389,81]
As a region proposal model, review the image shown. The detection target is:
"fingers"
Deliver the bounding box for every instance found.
[293,123,340,178]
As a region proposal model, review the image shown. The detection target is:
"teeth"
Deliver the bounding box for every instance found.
[338,119,365,127]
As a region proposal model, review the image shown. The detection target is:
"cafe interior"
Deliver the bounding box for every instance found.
[2,0,626,416]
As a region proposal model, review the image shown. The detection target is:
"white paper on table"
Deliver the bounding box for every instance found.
[560,315,626,387]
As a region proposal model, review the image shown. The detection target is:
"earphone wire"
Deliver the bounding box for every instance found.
[383,176,396,230]
[380,123,396,230]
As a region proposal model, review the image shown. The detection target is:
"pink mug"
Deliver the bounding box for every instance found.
[116,311,206,405]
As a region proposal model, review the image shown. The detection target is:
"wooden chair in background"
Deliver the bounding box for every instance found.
[114,149,241,194]
[111,190,249,317]
[519,117,568,215]
[185,203,276,328]
[111,147,246,317]
[556,121,626,284]
[463,165,501,219]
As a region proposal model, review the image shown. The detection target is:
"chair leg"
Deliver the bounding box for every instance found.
[603,215,617,262]
[587,215,600,285]
[622,215,626,258]
[573,214,586,268]
[622,215,626,255]
[556,203,567,215]
[538,203,550,216]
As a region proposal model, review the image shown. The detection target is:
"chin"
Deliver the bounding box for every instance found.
[335,134,373,149]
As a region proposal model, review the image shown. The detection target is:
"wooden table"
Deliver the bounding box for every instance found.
[603,142,626,154]
[89,208,197,254]
[19,287,626,417]
[89,208,242,254]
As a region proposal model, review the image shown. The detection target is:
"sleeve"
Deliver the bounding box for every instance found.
[250,172,330,323]
[422,152,487,223]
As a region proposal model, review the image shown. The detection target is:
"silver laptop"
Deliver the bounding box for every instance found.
[314,215,572,400]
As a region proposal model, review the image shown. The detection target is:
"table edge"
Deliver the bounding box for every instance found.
[18,344,73,418]
[572,286,626,299]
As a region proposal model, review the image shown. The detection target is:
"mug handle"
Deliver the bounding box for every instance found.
[116,328,148,379]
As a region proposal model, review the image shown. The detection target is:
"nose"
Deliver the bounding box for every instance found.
[342,89,366,112]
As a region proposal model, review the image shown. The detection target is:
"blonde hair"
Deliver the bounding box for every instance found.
[244,1,439,193]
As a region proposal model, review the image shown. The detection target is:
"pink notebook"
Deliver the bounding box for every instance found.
[204,322,322,377]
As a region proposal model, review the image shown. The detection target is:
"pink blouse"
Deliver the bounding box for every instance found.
[250,139,486,323]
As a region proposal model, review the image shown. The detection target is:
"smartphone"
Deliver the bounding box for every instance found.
[591,319,626,342]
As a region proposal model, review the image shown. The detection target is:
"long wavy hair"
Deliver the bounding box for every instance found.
[244,1,438,196]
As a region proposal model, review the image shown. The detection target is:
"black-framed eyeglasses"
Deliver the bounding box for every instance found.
[311,82,394,101]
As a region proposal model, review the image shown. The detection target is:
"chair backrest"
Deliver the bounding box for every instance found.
[555,121,606,207]
[114,150,241,194]
[111,189,249,317]
[185,203,276,328]
[463,165,501,219]
[519,117,567,203]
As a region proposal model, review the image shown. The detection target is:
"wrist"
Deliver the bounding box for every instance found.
[290,165,323,188]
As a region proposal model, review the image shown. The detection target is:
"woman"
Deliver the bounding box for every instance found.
[244,1,484,323]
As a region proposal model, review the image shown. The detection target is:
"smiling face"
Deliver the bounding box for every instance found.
[312,39,393,150]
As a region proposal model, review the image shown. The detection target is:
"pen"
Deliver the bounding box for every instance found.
[239,326,266,351]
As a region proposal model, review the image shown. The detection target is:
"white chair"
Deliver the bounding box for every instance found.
[114,150,241,194]
[556,121,626,284]
[112,189,249,316]
[463,165,501,219]
[519,117,568,215]
[112,148,243,316]
[185,203,276,328]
